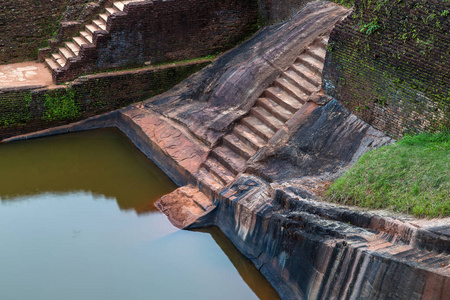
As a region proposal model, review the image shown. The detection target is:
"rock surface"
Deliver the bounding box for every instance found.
[155,185,216,229]
[146,1,350,146]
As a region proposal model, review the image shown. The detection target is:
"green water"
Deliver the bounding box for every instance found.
[0,128,279,300]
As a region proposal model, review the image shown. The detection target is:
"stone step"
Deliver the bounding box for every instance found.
[113,1,125,11]
[80,31,93,44]
[318,35,329,49]
[241,116,275,142]
[296,54,323,77]
[306,45,326,64]
[52,53,66,68]
[281,72,318,96]
[233,124,266,151]
[45,58,59,70]
[59,47,74,61]
[203,157,235,185]
[257,97,292,122]
[223,134,256,160]
[251,106,284,132]
[99,13,109,23]
[368,241,393,251]
[211,145,246,175]
[86,24,100,35]
[285,67,320,91]
[73,36,90,48]
[105,7,118,16]
[275,76,308,100]
[196,167,224,192]
[64,41,80,56]
[265,86,303,113]
[93,19,107,31]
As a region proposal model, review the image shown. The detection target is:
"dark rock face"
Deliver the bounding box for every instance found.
[254,99,391,181]
[210,175,450,300]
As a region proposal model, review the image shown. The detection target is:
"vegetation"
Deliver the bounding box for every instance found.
[327,130,450,218]
[42,88,81,121]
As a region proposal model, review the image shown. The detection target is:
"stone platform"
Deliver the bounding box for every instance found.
[0,62,54,89]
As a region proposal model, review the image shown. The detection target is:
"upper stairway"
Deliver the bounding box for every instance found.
[42,0,258,84]
[195,35,329,192]
[45,1,143,83]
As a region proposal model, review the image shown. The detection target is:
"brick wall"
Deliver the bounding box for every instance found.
[0,60,210,140]
[52,0,258,82]
[323,0,449,137]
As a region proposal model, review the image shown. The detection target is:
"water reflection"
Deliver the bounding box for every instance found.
[0,128,176,212]
[0,129,279,299]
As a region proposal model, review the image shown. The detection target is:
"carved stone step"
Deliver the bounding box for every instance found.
[196,167,224,192]
[211,145,246,175]
[113,1,125,11]
[93,19,106,31]
[52,53,66,68]
[265,86,303,113]
[285,68,320,91]
[73,36,90,48]
[275,76,308,100]
[257,97,292,122]
[241,116,275,142]
[282,72,318,96]
[318,35,330,49]
[59,47,74,61]
[64,42,80,56]
[86,24,100,35]
[233,124,266,150]
[251,106,284,132]
[80,31,93,43]
[223,134,256,160]
[306,46,326,63]
[105,7,118,16]
[296,54,323,76]
[45,58,59,70]
[99,13,109,23]
[203,157,235,185]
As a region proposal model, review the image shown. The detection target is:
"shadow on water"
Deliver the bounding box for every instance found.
[196,226,281,300]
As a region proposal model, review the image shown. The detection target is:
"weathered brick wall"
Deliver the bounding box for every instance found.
[0,0,67,63]
[323,0,449,137]
[0,60,210,140]
[53,0,258,82]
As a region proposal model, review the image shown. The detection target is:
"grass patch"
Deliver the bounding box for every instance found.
[326,130,450,218]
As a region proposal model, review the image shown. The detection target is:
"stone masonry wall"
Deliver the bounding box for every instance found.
[53,0,258,82]
[0,60,210,140]
[323,0,449,137]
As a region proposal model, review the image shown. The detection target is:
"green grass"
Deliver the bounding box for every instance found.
[327,130,450,218]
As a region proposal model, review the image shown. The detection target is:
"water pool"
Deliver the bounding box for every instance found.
[0,128,279,300]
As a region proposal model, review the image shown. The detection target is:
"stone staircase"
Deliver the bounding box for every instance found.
[45,1,142,75]
[196,35,329,191]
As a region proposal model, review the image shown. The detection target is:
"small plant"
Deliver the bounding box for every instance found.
[360,17,381,35]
